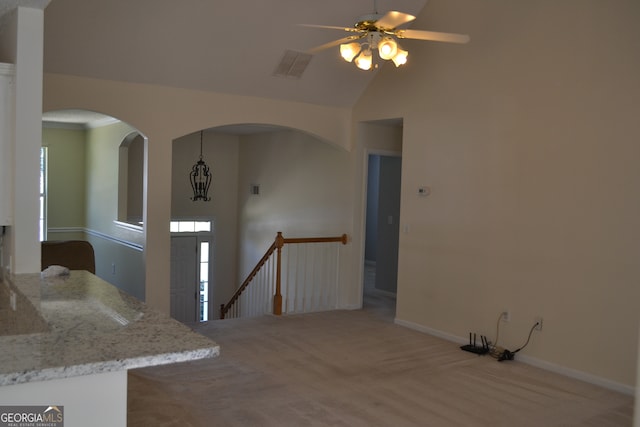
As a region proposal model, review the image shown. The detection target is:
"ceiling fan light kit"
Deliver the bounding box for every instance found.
[344,33,404,71]
[302,4,469,71]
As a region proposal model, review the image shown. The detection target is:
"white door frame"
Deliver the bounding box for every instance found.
[360,148,402,304]
[170,225,213,322]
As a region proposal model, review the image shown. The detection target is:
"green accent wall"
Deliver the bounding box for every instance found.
[43,127,86,229]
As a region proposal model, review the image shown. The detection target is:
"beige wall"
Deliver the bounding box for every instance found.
[237,130,352,280]
[85,122,139,237]
[354,0,640,389]
[43,73,353,314]
[172,130,240,316]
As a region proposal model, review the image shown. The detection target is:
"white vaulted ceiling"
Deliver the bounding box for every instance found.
[42,0,428,108]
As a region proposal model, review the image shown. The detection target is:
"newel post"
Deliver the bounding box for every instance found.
[273,232,285,315]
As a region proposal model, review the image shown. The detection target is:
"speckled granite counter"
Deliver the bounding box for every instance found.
[0,270,219,386]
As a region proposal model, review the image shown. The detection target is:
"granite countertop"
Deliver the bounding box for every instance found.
[0,270,219,386]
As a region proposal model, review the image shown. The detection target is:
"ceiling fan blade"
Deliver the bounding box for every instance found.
[374,11,416,30]
[306,35,363,54]
[396,29,470,44]
[298,24,360,33]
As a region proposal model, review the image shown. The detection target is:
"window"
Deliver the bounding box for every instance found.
[117,132,144,225]
[199,241,210,322]
[169,220,211,233]
[39,147,47,241]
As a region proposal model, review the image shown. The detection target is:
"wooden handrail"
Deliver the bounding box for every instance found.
[220,232,348,319]
[283,234,348,245]
[219,240,277,319]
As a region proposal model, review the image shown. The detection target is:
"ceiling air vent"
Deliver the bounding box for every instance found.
[273,50,312,79]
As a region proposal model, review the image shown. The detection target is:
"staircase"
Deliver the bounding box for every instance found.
[220,232,348,319]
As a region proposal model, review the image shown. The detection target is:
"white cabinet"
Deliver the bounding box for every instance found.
[0,63,14,225]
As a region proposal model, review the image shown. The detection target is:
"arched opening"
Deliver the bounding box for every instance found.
[170,124,351,322]
[118,132,145,225]
[42,109,147,300]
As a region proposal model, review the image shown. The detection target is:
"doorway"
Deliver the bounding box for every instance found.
[170,221,212,323]
[364,153,402,299]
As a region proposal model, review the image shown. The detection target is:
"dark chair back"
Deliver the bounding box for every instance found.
[41,240,96,274]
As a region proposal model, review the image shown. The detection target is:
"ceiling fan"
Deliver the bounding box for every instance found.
[301,1,470,70]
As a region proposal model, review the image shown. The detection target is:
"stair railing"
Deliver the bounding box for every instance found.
[220,232,348,319]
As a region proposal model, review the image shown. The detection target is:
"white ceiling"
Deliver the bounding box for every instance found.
[42,0,429,109]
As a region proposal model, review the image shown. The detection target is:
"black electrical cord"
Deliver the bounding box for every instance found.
[495,320,539,361]
[513,321,539,354]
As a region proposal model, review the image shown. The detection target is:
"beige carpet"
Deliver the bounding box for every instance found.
[128,288,633,426]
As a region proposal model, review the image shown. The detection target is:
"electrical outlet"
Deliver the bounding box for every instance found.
[502,310,510,322]
[534,316,543,331]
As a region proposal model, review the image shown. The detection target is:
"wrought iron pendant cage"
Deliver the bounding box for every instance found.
[190,130,212,202]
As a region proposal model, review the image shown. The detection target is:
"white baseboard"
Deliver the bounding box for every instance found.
[394,317,634,396]
[515,353,634,396]
[394,318,467,345]
[47,226,84,235]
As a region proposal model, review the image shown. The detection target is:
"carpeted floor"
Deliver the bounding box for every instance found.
[128,280,634,426]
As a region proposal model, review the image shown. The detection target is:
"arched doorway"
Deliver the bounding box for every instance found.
[42,109,147,300]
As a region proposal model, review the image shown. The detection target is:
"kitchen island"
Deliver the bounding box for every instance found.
[0,270,219,426]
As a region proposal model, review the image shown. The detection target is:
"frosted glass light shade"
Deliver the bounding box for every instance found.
[392,48,408,67]
[378,37,398,60]
[354,49,373,70]
[340,42,362,62]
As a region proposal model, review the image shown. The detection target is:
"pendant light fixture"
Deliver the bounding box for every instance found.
[190,130,212,201]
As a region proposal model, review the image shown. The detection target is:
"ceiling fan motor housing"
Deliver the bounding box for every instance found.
[354,14,384,31]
